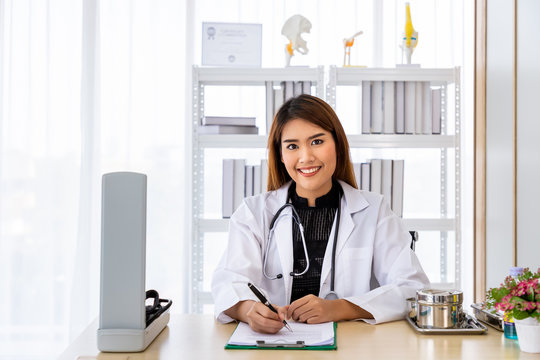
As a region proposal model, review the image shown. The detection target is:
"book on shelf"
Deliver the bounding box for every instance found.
[283,81,294,102]
[415,82,423,134]
[222,159,234,218]
[422,83,433,135]
[371,81,383,134]
[253,165,262,196]
[233,159,246,211]
[392,160,404,217]
[245,165,254,197]
[222,159,268,217]
[265,81,274,133]
[432,87,442,134]
[404,81,416,134]
[201,116,256,127]
[198,125,259,135]
[370,159,382,194]
[302,81,312,95]
[360,162,371,191]
[383,81,395,134]
[395,81,405,134]
[294,81,303,96]
[381,159,393,205]
[361,81,371,134]
[273,87,284,121]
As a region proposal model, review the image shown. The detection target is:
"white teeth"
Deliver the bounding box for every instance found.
[299,167,320,174]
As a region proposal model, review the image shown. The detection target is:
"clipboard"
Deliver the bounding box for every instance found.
[225,322,337,350]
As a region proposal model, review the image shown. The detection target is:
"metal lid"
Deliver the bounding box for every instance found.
[416,289,463,304]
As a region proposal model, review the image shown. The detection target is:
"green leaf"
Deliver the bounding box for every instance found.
[513,310,530,320]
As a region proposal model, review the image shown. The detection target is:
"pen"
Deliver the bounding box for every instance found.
[247,282,293,332]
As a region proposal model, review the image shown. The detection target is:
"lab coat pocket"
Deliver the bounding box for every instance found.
[342,247,373,294]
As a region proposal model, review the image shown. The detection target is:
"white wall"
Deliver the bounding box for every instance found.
[485,0,514,289]
[516,0,540,271]
[486,0,540,290]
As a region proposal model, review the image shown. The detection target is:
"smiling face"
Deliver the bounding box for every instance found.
[281,118,337,206]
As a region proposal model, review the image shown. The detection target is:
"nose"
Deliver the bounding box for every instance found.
[299,146,315,163]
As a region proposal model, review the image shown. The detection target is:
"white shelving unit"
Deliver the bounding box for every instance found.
[189,66,325,313]
[188,65,461,313]
[327,65,461,291]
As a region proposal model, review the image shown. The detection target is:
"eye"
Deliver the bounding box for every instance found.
[312,139,323,145]
[285,143,298,150]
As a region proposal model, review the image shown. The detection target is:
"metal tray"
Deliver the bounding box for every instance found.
[470,303,504,332]
[406,314,488,335]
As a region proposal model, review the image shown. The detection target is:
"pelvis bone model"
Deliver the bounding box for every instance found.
[281,15,312,66]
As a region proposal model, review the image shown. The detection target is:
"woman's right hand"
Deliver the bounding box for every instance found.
[245,301,288,334]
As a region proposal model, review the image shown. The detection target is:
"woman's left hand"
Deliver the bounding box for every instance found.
[286,294,335,323]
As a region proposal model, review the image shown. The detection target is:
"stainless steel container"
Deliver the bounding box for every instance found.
[416,289,463,329]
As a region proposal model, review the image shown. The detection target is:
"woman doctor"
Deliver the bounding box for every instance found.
[212,95,429,334]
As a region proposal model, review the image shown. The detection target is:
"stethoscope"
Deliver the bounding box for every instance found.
[262,186,342,300]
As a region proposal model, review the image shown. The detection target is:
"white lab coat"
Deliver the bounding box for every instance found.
[211,180,430,324]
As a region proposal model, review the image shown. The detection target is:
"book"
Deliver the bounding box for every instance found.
[362,81,372,134]
[294,81,303,96]
[260,159,268,193]
[302,81,312,95]
[201,116,256,127]
[383,81,395,134]
[198,125,258,135]
[422,82,432,134]
[222,159,234,218]
[371,81,383,134]
[404,81,415,134]
[273,87,284,117]
[283,81,294,102]
[245,165,254,197]
[233,159,246,212]
[381,159,393,205]
[360,163,371,191]
[253,164,261,195]
[265,81,274,133]
[392,160,404,217]
[395,81,405,134]
[432,88,442,134]
[415,82,423,134]
[370,159,382,194]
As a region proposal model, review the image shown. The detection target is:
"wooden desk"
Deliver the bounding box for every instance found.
[59,314,537,359]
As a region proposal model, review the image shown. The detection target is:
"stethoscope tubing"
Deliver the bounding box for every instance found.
[263,187,342,295]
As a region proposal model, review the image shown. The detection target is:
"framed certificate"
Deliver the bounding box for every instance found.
[202,22,262,67]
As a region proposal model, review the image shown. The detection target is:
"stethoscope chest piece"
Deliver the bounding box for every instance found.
[324,291,339,300]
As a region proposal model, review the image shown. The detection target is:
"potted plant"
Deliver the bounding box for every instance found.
[487,268,540,353]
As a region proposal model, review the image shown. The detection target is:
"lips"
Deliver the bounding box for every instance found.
[297,166,321,176]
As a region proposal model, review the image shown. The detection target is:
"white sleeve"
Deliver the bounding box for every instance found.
[344,199,430,324]
[211,201,265,323]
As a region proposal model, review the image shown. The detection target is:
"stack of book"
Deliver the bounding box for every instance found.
[199,116,258,134]
[222,158,404,218]
[353,159,405,217]
[222,159,268,218]
[362,81,442,135]
[266,81,312,132]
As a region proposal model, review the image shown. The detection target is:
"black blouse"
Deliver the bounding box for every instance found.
[288,181,340,303]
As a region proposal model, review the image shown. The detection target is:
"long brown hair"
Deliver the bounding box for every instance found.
[267,94,357,191]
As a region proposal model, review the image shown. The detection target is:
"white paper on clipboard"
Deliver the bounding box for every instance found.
[202,22,262,67]
[227,321,334,346]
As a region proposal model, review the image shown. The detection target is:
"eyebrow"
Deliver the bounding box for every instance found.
[282,132,326,143]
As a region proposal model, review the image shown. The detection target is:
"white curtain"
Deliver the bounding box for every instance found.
[0,0,473,359]
[0,0,187,359]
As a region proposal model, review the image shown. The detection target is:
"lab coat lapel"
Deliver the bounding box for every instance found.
[320,181,369,292]
[266,183,294,304]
